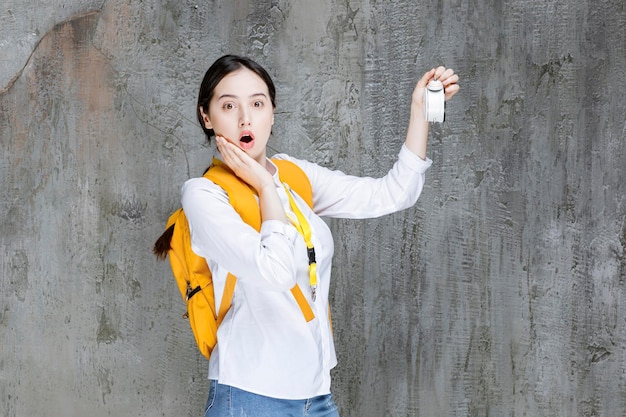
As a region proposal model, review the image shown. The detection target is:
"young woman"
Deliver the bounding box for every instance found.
[181,55,459,416]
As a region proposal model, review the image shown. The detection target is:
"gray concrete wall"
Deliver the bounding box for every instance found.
[1,0,625,416]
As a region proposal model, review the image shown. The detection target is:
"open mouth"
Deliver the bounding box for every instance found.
[238,132,255,149]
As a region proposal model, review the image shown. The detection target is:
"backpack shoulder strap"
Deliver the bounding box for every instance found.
[204,158,262,231]
[272,158,313,209]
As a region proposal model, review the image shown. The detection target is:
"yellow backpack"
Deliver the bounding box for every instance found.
[153,158,315,360]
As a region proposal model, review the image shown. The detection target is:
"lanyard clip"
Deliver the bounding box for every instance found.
[311,285,317,302]
[307,247,316,265]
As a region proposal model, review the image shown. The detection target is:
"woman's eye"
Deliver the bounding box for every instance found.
[254,100,263,107]
[222,103,235,110]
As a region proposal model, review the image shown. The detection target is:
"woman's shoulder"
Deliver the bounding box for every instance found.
[182,175,213,190]
[271,153,325,174]
[181,175,228,203]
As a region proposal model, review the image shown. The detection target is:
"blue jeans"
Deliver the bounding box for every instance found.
[204,380,340,417]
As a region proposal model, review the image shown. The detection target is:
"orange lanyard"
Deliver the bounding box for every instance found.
[283,184,318,301]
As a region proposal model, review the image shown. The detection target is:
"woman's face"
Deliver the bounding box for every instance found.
[200,67,275,165]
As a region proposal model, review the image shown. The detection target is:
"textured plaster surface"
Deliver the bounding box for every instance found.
[1,1,625,416]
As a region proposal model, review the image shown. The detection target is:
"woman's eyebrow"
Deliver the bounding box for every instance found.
[217,93,238,100]
[217,92,267,100]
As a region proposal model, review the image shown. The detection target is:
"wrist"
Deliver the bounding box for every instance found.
[409,104,428,129]
[256,182,277,196]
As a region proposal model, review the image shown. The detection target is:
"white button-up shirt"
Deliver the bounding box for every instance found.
[181,144,432,399]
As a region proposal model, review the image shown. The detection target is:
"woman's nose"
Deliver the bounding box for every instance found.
[239,109,251,127]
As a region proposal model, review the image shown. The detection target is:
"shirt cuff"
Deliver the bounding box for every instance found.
[399,143,433,173]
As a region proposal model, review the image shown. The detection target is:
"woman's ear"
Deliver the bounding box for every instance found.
[199,106,212,129]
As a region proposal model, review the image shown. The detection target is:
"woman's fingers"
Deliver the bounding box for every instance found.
[216,136,245,171]
[214,136,271,191]
[414,67,460,104]
[444,82,460,101]
[433,68,460,101]
[434,66,454,81]
[417,68,436,89]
